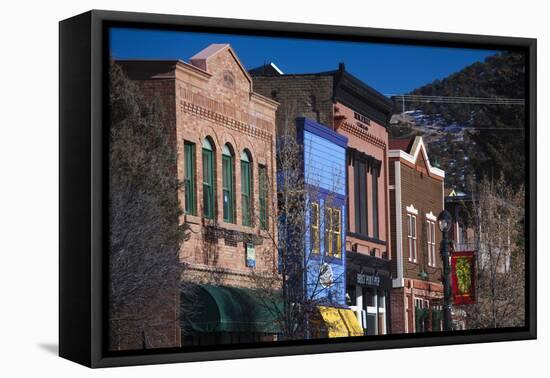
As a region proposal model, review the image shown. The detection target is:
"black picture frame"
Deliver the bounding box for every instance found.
[59,9,537,368]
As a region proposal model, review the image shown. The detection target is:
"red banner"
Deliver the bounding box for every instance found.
[451,251,476,305]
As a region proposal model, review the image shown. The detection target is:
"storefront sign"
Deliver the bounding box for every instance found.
[354,111,371,125]
[246,243,256,268]
[356,273,380,287]
[451,251,476,305]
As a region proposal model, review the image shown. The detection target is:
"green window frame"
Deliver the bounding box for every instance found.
[184,141,196,215]
[241,151,252,227]
[259,164,268,230]
[202,138,215,219]
[222,144,235,223]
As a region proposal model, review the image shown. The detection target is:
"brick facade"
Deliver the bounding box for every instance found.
[389,137,445,334]
[253,74,334,136]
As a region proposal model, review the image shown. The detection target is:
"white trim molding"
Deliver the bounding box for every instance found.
[406,204,418,215]
[426,211,437,221]
[388,136,445,179]
[392,161,405,288]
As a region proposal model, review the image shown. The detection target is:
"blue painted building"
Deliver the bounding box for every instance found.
[296,117,349,307]
[277,118,363,337]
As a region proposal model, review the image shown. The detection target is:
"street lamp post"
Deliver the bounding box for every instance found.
[437,210,453,331]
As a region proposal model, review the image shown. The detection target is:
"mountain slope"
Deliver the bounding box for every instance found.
[390,52,526,190]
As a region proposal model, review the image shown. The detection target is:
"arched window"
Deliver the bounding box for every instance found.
[202,138,215,219]
[241,150,253,226]
[222,143,235,223]
[184,140,196,215]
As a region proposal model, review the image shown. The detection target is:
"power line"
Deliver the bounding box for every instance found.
[387,94,524,106]
[392,122,525,131]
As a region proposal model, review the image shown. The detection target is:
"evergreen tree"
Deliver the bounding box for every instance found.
[407,52,526,189]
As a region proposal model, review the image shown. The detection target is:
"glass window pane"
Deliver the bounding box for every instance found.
[311,202,319,253]
[324,207,332,255]
[241,160,251,226]
[222,154,234,223]
[222,144,232,156]
[333,209,340,232]
[202,138,212,151]
[184,142,196,215]
[259,165,268,230]
[364,288,375,307]
[202,148,214,219]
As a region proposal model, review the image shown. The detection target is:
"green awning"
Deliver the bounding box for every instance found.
[182,284,282,334]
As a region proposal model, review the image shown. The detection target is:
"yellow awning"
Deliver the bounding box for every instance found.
[318,306,364,338]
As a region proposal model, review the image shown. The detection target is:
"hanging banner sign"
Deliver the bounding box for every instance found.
[451,251,476,305]
[246,243,256,268]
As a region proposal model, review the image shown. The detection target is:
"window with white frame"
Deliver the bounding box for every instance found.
[414,298,430,332]
[427,219,436,267]
[407,213,417,262]
[414,298,425,309]
[431,304,443,332]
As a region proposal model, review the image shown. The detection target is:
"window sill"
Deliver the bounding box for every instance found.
[184,214,202,224]
[309,252,321,260]
[347,232,387,245]
[325,255,344,265]
[183,215,272,237]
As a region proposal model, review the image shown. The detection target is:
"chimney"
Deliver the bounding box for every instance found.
[338,62,346,72]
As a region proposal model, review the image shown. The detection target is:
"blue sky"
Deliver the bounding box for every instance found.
[110,28,500,95]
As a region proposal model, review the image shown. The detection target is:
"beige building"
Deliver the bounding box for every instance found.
[117,44,280,347]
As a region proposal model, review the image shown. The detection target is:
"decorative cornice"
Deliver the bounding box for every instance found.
[346,232,387,246]
[406,204,419,215]
[180,99,274,142]
[426,211,437,221]
[184,263,277,280]
[333,69,393,127]
[250,92,279,110]
[202,224,265,246]
[347,147,382,177]
[340,121,387,149]
[389,136,445,179]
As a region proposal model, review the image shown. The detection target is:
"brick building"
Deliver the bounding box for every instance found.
[117,44,280,347]
[388,136,445,333]
[251,62,394,335]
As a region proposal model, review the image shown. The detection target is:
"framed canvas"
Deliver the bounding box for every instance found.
[59,9,536,368]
